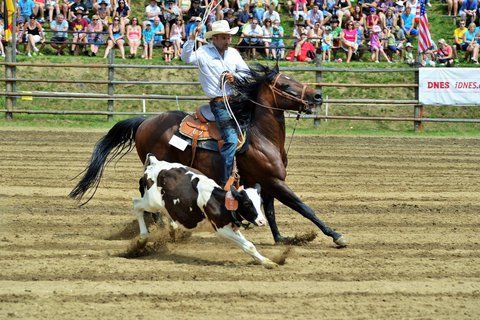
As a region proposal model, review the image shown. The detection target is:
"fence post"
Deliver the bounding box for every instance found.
[107,49,115,122]
[414,69,423,131]
[5,47,14,120]
[314,55,322,128]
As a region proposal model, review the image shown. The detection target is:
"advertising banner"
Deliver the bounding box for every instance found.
[419,68,480,105]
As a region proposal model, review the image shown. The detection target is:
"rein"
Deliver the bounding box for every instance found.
[247,72,308,156]
[269,73,309,112]
[246,72,309,113]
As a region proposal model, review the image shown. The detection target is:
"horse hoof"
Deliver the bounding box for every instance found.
[138,236,148,246]
[262,259,279,269]
[334,235,348,247]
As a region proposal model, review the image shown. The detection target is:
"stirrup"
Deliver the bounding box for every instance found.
[223,175,235,191]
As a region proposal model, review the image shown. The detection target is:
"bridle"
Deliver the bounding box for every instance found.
[269,73,309,113]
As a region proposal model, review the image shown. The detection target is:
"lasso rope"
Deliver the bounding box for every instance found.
[220,72,244,141]
[193,0,223,79]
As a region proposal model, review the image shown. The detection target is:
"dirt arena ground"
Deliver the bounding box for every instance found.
[1,127,479,319]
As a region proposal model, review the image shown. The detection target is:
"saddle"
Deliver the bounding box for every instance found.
[179,105,245,166]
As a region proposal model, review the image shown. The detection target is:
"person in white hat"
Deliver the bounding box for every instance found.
[404,42,415,65]
[181,20,250,187]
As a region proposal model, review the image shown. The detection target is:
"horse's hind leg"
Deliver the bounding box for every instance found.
[263,194,285,243]
[271,180,347,247]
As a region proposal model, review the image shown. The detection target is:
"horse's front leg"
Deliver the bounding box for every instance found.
[270,179,348,247]
[216,227,278,269]
[262,194,285,244]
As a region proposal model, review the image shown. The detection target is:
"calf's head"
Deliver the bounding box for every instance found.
[231,184,266,227]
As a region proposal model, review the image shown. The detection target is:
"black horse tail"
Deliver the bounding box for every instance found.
[69,117,146,206]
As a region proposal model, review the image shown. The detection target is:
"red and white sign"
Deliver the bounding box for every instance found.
[419,68,480,105]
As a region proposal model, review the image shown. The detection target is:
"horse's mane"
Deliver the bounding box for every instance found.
[232,63,279,101]
[229,64,279,129]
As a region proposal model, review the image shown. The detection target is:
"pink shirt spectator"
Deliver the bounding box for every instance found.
[343,28,356,42]
[295,0,307,11]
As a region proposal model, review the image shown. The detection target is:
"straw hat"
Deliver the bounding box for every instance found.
[205,20,239,39]
[372,25,382,33]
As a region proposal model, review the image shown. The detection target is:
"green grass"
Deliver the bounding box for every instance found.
[1,1,479,136]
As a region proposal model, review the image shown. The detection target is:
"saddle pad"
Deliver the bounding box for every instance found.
[174,131,220,152]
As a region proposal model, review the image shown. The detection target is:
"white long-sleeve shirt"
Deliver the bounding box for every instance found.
[181,40,250,98]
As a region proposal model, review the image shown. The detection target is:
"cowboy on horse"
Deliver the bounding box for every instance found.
[181,20,250,188]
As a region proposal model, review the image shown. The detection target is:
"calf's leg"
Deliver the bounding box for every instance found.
[216,227,278,269]
[133,198,149,243]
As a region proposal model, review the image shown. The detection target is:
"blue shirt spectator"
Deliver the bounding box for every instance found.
[143,26,154,43]
[460,0,478,12]
[400,7,418,37]
[187,19,206,39]
[18,0,35,22]
[237,8,250,31]
[459,0,477,22]
[151,18,165,44]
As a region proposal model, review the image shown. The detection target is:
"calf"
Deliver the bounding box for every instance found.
[133,154,277,268]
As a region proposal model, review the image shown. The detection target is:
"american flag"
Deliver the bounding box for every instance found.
[418,0,432,53]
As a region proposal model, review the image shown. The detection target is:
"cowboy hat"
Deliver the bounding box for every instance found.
[372,25,382,33]
[205,20,238,39]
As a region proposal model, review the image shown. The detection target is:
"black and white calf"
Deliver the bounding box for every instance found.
[133,154,277,268]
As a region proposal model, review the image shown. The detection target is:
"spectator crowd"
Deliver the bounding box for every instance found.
[0,0,479,65]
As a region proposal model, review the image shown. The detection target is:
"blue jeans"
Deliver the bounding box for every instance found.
[210,101,238,185]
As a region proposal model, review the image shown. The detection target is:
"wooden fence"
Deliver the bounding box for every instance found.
[1,47,479,131]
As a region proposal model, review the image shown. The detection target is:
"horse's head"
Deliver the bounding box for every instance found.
[267,64,322,114]
[230,184,266,227]
[233,64,321,115]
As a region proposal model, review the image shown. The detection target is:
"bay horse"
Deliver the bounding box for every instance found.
[70,64,347,247]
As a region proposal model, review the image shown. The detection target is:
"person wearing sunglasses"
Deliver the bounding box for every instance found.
[70,9,89,55]
[127,17,142,58]
[269,19,285,60]
[340,20,358,63]
[24,14,45,57]
[114,0,130,26]
[169,17,185,59]
[164,0,181,37]
[238,18,264,59]
[104,17,126,59]
[87,14,104,56]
